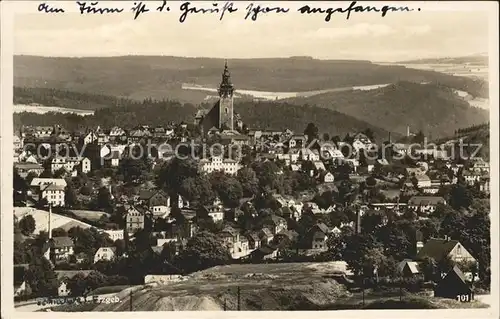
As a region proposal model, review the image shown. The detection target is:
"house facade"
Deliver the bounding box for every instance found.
[308,223,330,250]
[49,237,75,263]
[94,247,117,263]
[41,184,66,207]
[416,238,476,264]
[125,206,145,234]
[200,156,241,175]
[407,196,446,213]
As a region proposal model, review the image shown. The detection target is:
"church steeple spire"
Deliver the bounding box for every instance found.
[218,60,234,98]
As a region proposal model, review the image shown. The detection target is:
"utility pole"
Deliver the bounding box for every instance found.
[129,290,133,311]
[237,286,241,311]
[362,278,365,307]
[400,277,403,302]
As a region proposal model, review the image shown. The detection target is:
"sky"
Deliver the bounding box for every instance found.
[10,1,494,62]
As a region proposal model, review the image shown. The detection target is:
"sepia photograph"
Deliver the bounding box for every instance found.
[1,0,498,315]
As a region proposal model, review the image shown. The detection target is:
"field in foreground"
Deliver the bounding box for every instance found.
[46,262,489,311]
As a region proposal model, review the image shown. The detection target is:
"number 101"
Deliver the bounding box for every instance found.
[456,294,471,302]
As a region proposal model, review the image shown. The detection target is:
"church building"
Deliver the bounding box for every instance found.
[196,61,240,135]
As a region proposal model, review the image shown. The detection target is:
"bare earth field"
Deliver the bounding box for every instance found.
[42,262,489,312]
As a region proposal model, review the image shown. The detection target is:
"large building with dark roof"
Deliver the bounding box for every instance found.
[416,237,476,263]
[197,61,235,134]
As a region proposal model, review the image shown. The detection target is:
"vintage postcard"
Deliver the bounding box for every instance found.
[1,0,498,317]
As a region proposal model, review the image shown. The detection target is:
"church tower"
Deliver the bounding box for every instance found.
[218,60,234,131]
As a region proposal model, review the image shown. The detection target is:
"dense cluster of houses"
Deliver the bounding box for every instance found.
[13,63,489,301]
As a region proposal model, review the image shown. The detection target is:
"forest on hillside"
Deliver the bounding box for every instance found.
[13,87,396,139]
[14,55,489,104]
[284,81,489,138]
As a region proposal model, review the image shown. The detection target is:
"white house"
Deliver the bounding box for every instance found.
[34,126,53,138]
[51,157,91,175]
[14,162,44,178]
[470,157,489,173]
[300,149,320,161]
[462,170,482,186]
[200,156,241,175]
[102,229,124,241]
[41,184,66,206]
[30,178,67,189]
[309,223,330,250]
[83,131,98,144]
[414,174,432,188]
[109,126,126,138]
[94,247,117,263]
[320,171,335,183]
[56,270,93,297]
[408,196,446,213]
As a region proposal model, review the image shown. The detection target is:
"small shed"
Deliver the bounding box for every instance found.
[396,259,421,278]
[434,266,472,300]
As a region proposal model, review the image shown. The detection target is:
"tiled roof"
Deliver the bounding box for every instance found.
[247,232,260,242]
[416,238,460,261]
[51,236,74,248]
[55,270,94,281]
[408,196,446,206]
[260,228,273,238]
[42,184,66,192]
[220,226,238,237]
[14,163,43,170]
[397,259,420,274]
[138,190,155,200]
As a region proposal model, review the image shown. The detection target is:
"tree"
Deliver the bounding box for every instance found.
[86,271,107,292]
[376,225,412,260]
[362,128,375,142]
[322,133,330,141]
[160,242,177,262]
[118,157,149,185]
[66,272,90,296]
[155,158,199,198]
[336,180,356,207]
[96,187,113,210]
[13,170,28,205]
[113,239,126,257]
[325,233,348,260]
[68,227,113,258]
[237,167,259,197]
[437,254,455,276]
[180,175,215,207]
[39,169,54,178]
[253,161,280,193]
[177,231,231,273]
[209,172,243,208]
[25,257,59,297]
[412,130,425,144]
[19,215,36,236]
[80,185,93,196]
[342,233,385,279]
[449,184,473,209]
[304,122,319,143]
[65,184,79,208]
[420,256,438,281]
[52,227,68,237]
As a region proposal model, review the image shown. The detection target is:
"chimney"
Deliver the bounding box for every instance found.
[388,132,392,144]
[355,209,362,234]
[48,204,52,239]
[416,241,424,253]
[44,204,53,261]
[407,126,410,137]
